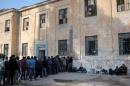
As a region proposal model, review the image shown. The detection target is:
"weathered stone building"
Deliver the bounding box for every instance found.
[0,0,130,73]
[0,8,19,57]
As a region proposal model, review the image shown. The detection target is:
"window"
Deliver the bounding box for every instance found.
[40,14,46,28]
[58,40,67,56]
[59,8,67,24]
[85,36,98,56]
[4,44,9,56]
[116,0,130,12]
[127,0,130,10]
[85,0,97,17]
[22,43,28,56]
[5,20,10,32]
[117,0,125,12]
[119,33,130,55]
[23,17,29,31]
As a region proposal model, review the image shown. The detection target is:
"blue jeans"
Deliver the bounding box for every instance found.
[29,68,36,80]
[42,68,47,77]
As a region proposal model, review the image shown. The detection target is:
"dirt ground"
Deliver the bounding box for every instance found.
[9,73,130,86]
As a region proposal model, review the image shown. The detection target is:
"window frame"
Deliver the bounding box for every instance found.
[22,43,28,56]
[59,8,68,24]
[4,44,9,56]
[85,36,98,56]
[58,40,68,56]
[5,19,10,32]
[117,0,125,12]
[39,13,46,28]
[84,0,97,17]
[23,17,29,31]
[118,33,130,55]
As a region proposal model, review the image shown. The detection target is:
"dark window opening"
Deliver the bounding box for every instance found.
[40,14,46,28]
[85,0,97,17]
[59,8,68,24]
[5,20,10,32]
[58,40,67,56]
[23,17,29,31]
[85,36,98,56]
[117,0,125,12]
[119,33,130,55]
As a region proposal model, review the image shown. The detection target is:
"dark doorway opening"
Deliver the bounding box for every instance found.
[39,49,45,58]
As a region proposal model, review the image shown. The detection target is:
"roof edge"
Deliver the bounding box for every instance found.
[19,0,61,12]
[0,8,18,16]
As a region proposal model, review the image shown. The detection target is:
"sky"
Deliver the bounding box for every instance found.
[0,0,46,9]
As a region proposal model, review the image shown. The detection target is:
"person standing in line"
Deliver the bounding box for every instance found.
[68,56,73,72]
[3,57,9,85]
[52,57,56,74]
[26,56,30,80]
[14,56,20,84]
[28,56,36,81]
[47,57,52,75]
[20,57,27,80]
[8,55,18,85]
[34,56,39,79]
[42,56,48,77]
[62,57,67,72]
[0,57,4,85]
[38,58,43,78]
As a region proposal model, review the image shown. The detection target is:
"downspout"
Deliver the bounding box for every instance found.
[110,0,114,56]
[34,12,36,56]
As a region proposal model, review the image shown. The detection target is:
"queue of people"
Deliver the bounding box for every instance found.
[0,55,73,85]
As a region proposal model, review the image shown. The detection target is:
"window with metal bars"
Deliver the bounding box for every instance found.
[117,0,130,12]
[85,0,97,17]
[117,0,125,12]
[58,40,67,56]
[119,33,130,55]
[85,36,98,56]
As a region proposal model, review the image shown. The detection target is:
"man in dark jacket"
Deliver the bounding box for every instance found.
[8,55,18,85]
[20,57,27,80]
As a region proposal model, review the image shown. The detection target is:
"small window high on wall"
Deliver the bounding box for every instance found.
[5,20,10,32]
[40,14,46,28]
[59,8,68,24]
[23,17,29,31]
[85,0,97,17]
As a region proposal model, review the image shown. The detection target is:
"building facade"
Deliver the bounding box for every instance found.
[0,0,130,73]
[0,8,19,57]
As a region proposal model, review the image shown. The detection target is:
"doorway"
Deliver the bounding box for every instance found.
[39,49,45,58]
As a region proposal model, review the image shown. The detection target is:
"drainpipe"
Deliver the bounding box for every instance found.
[46,26,48,56]
[79,0,82,66]
[110,0,114,56]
